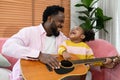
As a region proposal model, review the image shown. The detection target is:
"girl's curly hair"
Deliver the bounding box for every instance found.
[83,30,95,42]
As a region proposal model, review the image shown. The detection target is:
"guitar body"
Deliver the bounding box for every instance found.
[20,54,88,80]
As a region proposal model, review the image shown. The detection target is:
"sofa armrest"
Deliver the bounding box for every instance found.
[2,54,18,70]
[0,38,18,70]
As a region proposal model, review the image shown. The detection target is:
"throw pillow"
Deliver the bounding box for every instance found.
[0,68,11,80]
[0,54,11,67]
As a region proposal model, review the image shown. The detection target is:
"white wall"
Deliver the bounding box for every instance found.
[70,0,99,38]
[70,0,81,29]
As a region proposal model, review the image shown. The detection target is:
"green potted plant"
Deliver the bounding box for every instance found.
[75,0,112,33]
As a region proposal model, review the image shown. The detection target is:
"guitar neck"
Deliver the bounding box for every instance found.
[71,56,116,64]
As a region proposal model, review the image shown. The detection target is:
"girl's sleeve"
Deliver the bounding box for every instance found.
[86,47,103,66]
[58,41,67,55]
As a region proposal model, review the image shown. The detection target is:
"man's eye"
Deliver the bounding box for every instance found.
[59,20,64,23]
[58,26,63,28]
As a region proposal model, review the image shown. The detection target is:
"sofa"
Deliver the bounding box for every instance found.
[0,38,120,80]
[0,38,18,80]
[87,39,120,80]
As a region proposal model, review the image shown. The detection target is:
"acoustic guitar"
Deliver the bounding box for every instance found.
[20,54,119,80]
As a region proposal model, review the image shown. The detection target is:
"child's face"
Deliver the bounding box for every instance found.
[69,26,85,42]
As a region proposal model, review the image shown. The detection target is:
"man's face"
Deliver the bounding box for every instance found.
[50,11,65,37]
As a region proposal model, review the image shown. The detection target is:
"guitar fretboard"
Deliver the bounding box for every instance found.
[71,56,116,64]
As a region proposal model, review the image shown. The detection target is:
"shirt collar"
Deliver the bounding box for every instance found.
[39,24,46,35]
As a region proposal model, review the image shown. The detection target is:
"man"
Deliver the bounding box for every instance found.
[2,5,67,80]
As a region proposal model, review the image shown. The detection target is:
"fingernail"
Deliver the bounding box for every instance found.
[52,67,54,69]
[58,66,60,69]
[59,62,61,65]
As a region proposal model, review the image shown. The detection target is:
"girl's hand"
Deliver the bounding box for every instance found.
[62,51,71,60]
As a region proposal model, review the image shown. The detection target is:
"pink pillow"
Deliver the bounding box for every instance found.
[2,54,17,70]
[0,38,18,70]
[87,39,118,57]
[0,38,8,53]
[87,39,119,80]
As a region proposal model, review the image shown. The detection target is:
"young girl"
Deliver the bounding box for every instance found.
[58,26,95,60]
[58,26,113,80]
[58,26,95,80]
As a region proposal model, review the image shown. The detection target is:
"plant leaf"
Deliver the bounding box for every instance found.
[80,19,92,31]
[75,3,88,9]
[103,16,112,21]
[75,0,112,33]
[78,16,88,21]
[81,0,94,7]
[95,8,103,17]
[91,0,99,7]
[76,10,89,16]
[103,28,109,33]
[80,23,91,31]
[88,7,94,12]
[90,8,97,17]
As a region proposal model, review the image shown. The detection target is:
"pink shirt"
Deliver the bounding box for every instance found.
[2,24,67,80]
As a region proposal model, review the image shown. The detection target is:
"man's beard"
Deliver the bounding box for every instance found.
[51,26,60,37]
[46,22,60,37]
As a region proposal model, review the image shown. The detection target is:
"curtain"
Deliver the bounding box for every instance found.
[0,0,32,37]
[98,0,120,53]
[117,0,120,53]
[0,0,70,37]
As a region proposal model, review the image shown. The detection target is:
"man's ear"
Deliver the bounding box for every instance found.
[47,16,53,22]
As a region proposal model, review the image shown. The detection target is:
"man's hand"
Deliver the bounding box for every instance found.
[103,58,112,64]
[103,56,120,68]
[38,52,60,69]
[103,58,114,68]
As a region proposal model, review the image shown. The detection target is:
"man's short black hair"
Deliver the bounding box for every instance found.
[42,5,64,24]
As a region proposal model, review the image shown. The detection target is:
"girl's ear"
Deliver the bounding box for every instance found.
[81,35,85,39]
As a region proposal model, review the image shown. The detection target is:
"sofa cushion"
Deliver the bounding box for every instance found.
[87,39,119,80]
[0,54,11,67]
[0,68,11,80]
[0,38,18,70]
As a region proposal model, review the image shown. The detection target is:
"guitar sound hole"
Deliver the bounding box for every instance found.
[54,60,74,74]
[61,60,73,68]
